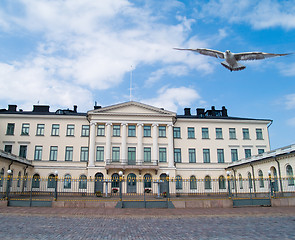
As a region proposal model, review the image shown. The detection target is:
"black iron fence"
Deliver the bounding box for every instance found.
[1,176,294,201]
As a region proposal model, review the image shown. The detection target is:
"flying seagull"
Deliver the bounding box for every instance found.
[174,48,291,71]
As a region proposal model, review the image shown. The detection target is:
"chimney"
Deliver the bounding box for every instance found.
[94,105,101,110]
[73,105,77,113]
[33,105,50,112]
[8,105,17,112]
[196,108,205,117]
[184,108,191,116]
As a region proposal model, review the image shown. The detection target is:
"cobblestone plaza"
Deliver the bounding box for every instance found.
[1,207,295,239]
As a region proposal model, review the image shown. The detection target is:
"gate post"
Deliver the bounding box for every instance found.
[226,171,232,199]
[119,171,123,206]
[54,171,58,201]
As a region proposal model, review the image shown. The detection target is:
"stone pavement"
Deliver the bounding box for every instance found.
[1,207,295,239]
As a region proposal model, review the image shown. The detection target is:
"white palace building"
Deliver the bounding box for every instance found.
[0,101,294,195]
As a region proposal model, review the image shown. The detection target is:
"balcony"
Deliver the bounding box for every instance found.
[105,159,159,172]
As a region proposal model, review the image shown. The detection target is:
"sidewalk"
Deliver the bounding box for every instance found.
[1,206,295,218]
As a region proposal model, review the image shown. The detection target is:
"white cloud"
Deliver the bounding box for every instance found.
[141,86,202,112]
[279,62,295,76]
[285,94,295,109]
[287,117,295,126]
[196,0,295,30]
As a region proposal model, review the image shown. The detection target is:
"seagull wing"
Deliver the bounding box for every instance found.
[234,52,291,61]
[174,48,224,59]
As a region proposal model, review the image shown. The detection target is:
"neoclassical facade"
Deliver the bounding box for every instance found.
[0,101,273,185]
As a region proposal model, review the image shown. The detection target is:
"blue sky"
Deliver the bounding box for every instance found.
[0,0,294,149]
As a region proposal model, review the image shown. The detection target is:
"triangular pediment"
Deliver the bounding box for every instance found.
[88,101,176,116]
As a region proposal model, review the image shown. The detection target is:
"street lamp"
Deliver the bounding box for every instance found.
[226,171,231,199]
[54,170,58,201]
[6,169,13,200]
[119,171,123,203]
[166,171,170,200]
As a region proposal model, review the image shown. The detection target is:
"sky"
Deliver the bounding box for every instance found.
[0,0,294,149]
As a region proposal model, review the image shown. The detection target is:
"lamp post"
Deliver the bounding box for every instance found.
[268,170,273,198]
[5,169,12,201]
[54,170,58,201]
[226,171,231,199]
[166,171,170,201]
[119,171,123,204]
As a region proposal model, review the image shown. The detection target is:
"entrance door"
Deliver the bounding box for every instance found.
[94,173,104,193]
[160,173,167,194]
[127,173,136,193]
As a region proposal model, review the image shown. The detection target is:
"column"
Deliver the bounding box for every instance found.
[89,121,96,167]
[137,123,143,163]
[167,124,174,168]
[105,122,112,164]
[121,123,128,164]
[152,124,158,163]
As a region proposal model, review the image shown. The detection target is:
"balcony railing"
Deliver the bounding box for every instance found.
[105,159,159,170]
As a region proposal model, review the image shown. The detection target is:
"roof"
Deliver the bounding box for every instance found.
[0,150,33,167]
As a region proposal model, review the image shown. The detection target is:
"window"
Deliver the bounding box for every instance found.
[159,126,166,137]
[144,147,151,162]
[258,170,264,188]
[243,128,250,139]
[4,145,12,153]
[65,146,73,161]
[21,123,30,135]
[6,123,15,135]
[128,147,136,164]
[217,149,224,163]
[97,124,105,136]
[49,146,58,161]
[286,165,294,186]
[189,149,196,163]
[219,176,226,189]
[64,174,71,189]
[112,173,119,188]
[204,175,211,189]
[159,148,166,162]
[81,125,89,137]
[190,175,197,190]
[0,168,4,187]
[173,127,181,138]
[36,124,45,136]
[248,172,253,189]
[229,128,236,139]
[32,174,40,188]
[231,149,238,162]
[79,175,87,189]
[51,124,60,136]
[202,128,209,139]
[19,145,27,158]
[258,149,265,154]
[245,149,251,158]
[174,148,181,163]
[80,147,88,162]
[48,174,55,188]
[216,128,223,139]
[175,175,182,190]
[34,146,43,161]
[96,146,104,162]
[113,125,120,137]
[203,149,210,163]
[239,174,243,189]
[187,127,195,139]
[128,125,136,137]
[17,171,21,187]
[144,126,151,137]
[112,147,120,162]
[66,124,75,136]
[256,128,263,140]
[144,174,152,188]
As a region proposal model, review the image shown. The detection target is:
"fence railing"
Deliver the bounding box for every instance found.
[1,176,294,201]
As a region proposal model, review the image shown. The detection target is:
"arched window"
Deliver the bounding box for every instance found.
[286,165,294,186]
[239,174,243,189]
[175,175,182,190]
[17,171,21,187]
[64,174,71,189]
[32,174,40,188]
[219,175,226,190]
[0,168,4,187]
[205,175,211,189]
[248,172,252,189]
[48,174,55,188]
[258,170,264,188]
[144,174,152,189]
[190,175,197,190]
[79,175,87,189]
[112,173,119,188]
